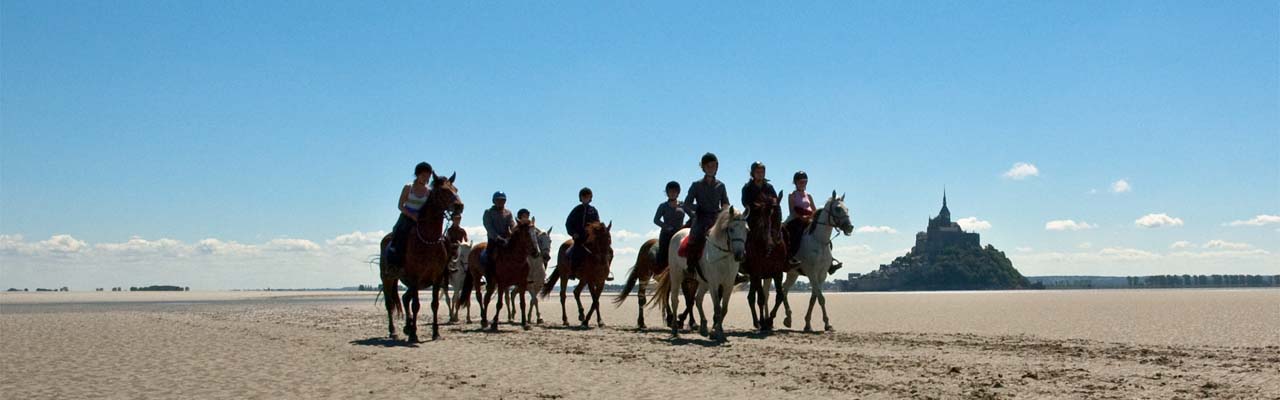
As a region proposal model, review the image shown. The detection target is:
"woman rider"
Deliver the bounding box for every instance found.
[387,162,433,268]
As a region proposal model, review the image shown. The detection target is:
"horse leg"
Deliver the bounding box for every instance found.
[746,279,759,329]
[402,288,418,342]
[718,283,733,341]
[682,282,698,331]
[593,282,605,328]
[753,278,769,333]
[519,286,529,330]
[695,285,709,337]
[480,284,492,330]
[803,284,819,333]
[490,285,503,332]
[505,288,515,323]
[768,275,785,330]
[818,288,833,332]
[573,281,586,324]
[636,280,647,330]
[430,285,441,340]
[559,277,570,326]
[781,271,799,328]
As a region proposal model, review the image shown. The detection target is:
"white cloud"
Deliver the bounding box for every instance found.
[1226,214,1280,227]
[1076,242,1093,249]
[1045,220,1097,231]
[326,231,386,247]
[1169,241,1194,249]
[613,230,648,241]
[1110,179,1131,193]
[1001,162,1039,180]
[1203,240,1251,250]
[1097,247,1160,260]
[1135,213,1184,228]
[196,238,258,256]
[1168,249,1271,259]
[956,217,991,232]
[854,226,898,234]
[462,225,487,239]
[264,238,321,252]
[1015,247,1034,253]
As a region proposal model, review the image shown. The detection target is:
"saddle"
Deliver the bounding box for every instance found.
[677,235,691,258]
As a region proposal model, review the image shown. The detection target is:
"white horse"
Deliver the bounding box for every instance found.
[504,225,552,324]
[661,206,749,341]
[447,241,473,323]
[778,191,854,332]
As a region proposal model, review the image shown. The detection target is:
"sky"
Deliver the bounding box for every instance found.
[2,1,1277,290]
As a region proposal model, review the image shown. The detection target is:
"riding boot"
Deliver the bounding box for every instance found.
[828,259,843,275]
[687,239,707,282]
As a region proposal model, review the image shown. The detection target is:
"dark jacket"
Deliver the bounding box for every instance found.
[741,179,779,209]
[565,203,601,240]
[683,177,729,221]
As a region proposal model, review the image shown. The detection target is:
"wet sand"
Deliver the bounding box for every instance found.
[2,289,1278,399]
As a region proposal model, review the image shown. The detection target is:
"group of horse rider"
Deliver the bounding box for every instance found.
[382,153,842,280]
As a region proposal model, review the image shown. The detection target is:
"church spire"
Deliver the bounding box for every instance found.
[938,187,951,222]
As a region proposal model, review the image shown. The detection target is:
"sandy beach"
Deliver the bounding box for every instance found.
[2,289,1278,399]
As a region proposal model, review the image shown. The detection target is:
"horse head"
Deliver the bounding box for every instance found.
[584,221,613,263]
[826,191,854,236]
[512,220,539,258]
[429,172,464,218]
[716,206,750,262]
[535,226,553,267]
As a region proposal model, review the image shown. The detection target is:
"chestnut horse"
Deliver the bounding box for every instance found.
[612,237,699,330]
[378,172,463,342]
[501,224,552,324]
[540,221,613,328]
[476,221,539,331]
[742,190,789,333]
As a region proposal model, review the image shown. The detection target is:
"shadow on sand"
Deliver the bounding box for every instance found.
[349,337,418,348]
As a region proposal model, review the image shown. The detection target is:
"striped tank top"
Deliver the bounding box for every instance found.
[404,185,429,213]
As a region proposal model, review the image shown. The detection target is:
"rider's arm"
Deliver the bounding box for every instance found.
[398,185,416,221]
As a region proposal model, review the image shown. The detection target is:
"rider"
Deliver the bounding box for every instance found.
[445,213,468,263]
[682,153,730,281]
[386,162,433,268]
[740,161,779,210]
[482,191,516,270]
[565,187,600,279]
[652,181,687,270]
[785,171,816,266]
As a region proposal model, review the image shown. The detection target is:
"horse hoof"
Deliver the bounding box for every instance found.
[825,325,834,332]
[522,325,530,331]
[699,327,709,337]
[803,325,813,333]
[783,318,792,328]
[637,323,646,330]
[537,319,545,324]
[432,334,441,341]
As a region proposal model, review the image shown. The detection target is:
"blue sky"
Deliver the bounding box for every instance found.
[2,1,1277,289]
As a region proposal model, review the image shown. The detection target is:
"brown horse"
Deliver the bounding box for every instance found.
[378,172,463,342]
[742,190,789,333]
[612,238,659,329]
[540,221,613,327]
[457,221,539,331]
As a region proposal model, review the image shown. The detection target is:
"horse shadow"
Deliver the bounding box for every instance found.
[349,337,418,348]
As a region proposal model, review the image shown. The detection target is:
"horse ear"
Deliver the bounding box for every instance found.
[831,190,837,199]
[448,172,456,183]
[728,206,735,216]
[606,221,612,231]
[547,227,553,235]
[840,192,846,201]
[778,189,784,199]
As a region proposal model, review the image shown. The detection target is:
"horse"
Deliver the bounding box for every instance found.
[458,221,539,331]
[446,240,473,323]
[502,224,552,324]
[612,238,660,329]
[540,221,613,328]
[776,191,854,332]
[741,190,789,333]
[653,206,749,341]
[378,172,463,342]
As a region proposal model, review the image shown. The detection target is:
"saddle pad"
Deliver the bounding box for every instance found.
[677,235,691,258]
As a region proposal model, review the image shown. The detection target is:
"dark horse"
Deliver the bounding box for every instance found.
[457,220,540,331]
[379,172,464,342]
[742,190,789,333]
[541,221,613,327]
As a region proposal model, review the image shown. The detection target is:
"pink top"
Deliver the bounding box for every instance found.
[789,191,815,219]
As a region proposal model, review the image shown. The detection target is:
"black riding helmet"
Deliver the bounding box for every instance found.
[793,170,808,183]
[414,162,433,176]
[700,152,718,166]
[579,187,593,198]
[750,161,766,176]
[665,181,681,193]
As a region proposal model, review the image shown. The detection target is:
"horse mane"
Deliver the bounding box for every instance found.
[807,195,840,235]
[584,221,609,247]
[707,206,735,239]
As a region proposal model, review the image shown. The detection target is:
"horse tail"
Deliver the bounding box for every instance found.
[383,278,402,317]
[539,265,561,298]
[648,270,671,310]
[455,268,473,310]
[612,265,640,307]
